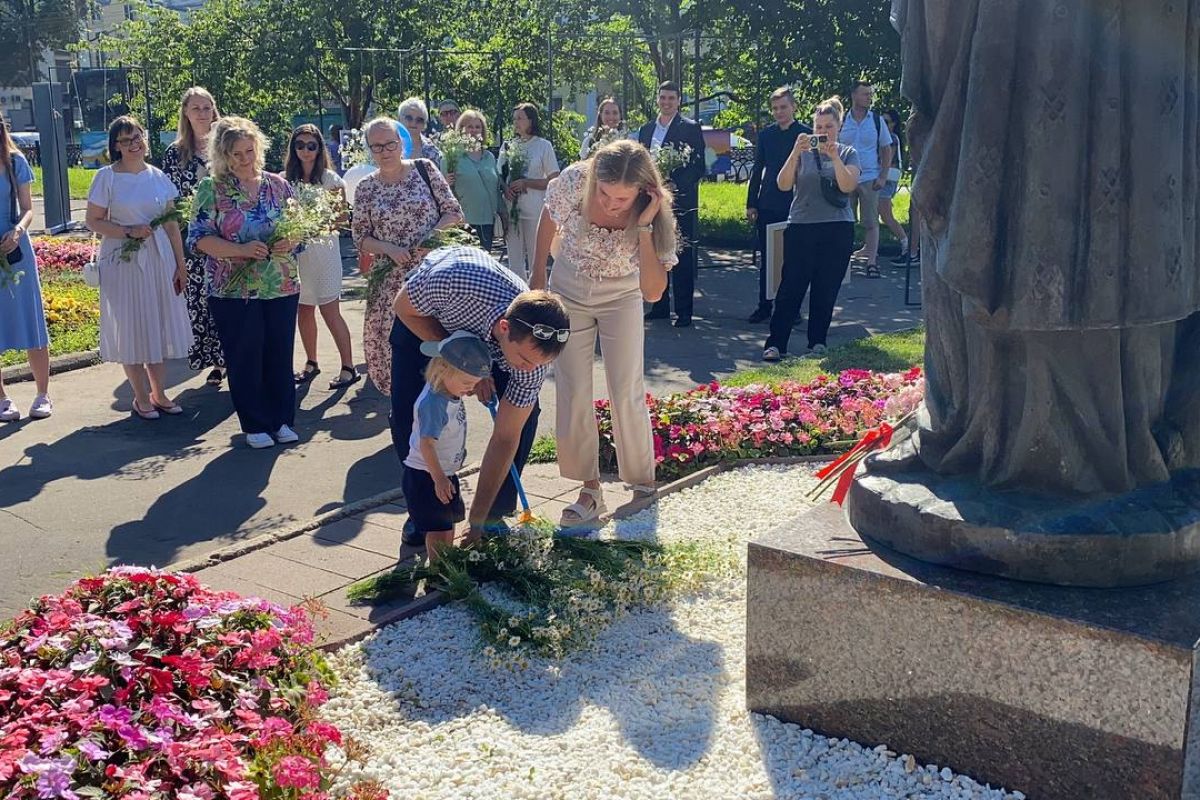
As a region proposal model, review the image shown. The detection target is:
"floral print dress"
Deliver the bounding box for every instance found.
[351,161,460,395]
[162,142,225,371]
[186,173,299,300]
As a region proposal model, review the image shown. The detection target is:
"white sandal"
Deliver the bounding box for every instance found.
[630,484,656,498]
[560,487,607,528]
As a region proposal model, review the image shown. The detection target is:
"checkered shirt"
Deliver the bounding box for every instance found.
[404,245,546,407]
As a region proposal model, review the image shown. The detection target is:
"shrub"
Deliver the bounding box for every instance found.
[0,567,387,800]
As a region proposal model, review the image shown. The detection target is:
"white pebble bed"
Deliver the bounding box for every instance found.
[322,465,1023,800]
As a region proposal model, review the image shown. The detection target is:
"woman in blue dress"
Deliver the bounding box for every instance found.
[0,122,52,422]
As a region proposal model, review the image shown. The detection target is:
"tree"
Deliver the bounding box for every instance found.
[0,0,90,85]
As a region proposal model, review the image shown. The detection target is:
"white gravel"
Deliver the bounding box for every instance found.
[322,465,1022,799]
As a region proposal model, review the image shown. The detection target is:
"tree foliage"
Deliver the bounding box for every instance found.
[96,0,901,162]
[1,0,90,85]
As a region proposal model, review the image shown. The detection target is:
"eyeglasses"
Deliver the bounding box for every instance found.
[116,133,144,146]
[294,140,321,152]
[367,140,402,154]
[439,109,458,116]
[402,114,427,125]
[512,318,570,343]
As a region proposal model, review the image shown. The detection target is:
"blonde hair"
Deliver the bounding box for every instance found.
[207,116,269,182]
[174,86,219,163]
[424,356,474,395]
[455,109,489,145]
[814,95,845,126]
[582,139,677,264]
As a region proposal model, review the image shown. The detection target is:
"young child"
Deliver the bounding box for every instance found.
[402,331,493,558]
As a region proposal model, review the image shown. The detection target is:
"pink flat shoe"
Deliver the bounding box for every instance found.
[132,400,160,420]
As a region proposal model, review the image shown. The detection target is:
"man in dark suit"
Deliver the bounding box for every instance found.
[639,81,707,327]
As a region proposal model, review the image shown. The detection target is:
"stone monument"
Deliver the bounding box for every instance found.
[747,2,1200,797]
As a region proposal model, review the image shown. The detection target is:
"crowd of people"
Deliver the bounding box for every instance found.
[0,77,912,551]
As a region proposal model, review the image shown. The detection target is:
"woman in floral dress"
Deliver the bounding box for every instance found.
[162,86,226,385]
[352,117,461,396]
[188,117,301,450]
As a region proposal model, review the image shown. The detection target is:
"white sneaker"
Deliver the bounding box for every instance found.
[806,343,828,358]
[29,394,53,419]
[0,398,19,422]
[274,424,299,444]
[762,346,782,362]
[246,432,276,449]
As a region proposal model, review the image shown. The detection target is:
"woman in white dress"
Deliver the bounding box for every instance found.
[499,102,559,280]
[85,116,192,420]
[282,124,358,390]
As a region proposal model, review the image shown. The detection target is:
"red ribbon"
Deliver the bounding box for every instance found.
[816,422,894,506]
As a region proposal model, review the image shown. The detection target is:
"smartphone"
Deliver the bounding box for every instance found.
[808,134,829,150]
[5,246,22,265]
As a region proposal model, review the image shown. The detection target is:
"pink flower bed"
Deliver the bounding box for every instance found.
[597,367,925,481]
[0,567,387,800]
[31,239,96,280]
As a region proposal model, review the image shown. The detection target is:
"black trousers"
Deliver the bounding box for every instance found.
[475,224,495,253]
[754,207,791,309]
[389,318,539,519]
[650,200,699,319]
[209,294,299,434]
[765,222,854,354]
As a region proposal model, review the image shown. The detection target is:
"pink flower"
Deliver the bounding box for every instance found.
[274,755,320,790]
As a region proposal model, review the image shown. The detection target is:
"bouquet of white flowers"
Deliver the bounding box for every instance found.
[501,138,530,224]
[364,225,477,299]
[339,128,369,170]
[118,197,192,262]
[438,129,482,174]
[584,125,628,158]
[652,142,693,179]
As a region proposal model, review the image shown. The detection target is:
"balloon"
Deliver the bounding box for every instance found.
[395,122,413,157]
[343,163,377,206]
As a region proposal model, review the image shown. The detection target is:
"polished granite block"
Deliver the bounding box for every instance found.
[746,503,1200,799]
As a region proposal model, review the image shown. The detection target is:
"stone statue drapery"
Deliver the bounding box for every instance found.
[892,0,1200,495]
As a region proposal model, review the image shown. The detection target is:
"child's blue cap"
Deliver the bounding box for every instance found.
[420,331,492,378]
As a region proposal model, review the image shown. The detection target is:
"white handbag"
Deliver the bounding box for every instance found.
[82,233,101,288]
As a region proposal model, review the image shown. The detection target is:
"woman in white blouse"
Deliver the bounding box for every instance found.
[530,139,676,527]
[499,102,559,281]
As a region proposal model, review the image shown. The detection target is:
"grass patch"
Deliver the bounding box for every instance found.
[528,434,558,464]
[698,180,913,251]
[724,327,925,388]
[0,278,100,367]
[30,166,97,201]
[698,182,753,246]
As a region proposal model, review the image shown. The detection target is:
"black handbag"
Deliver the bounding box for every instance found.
[813,150,849,209]
[6,156,23,265]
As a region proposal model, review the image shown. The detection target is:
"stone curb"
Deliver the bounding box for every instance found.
[4,350,101,383]
[313,454,833,652]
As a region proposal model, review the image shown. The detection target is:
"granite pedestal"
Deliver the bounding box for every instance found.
[746,503,1200,799]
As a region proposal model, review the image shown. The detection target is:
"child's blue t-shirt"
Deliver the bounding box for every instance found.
[403,383,467,474]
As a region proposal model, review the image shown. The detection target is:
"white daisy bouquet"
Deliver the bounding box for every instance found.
[117,197,192,262]
[438,128,482,174]
[585,125,628,158]
[339,128,369,169]
[501,138,530,224]
[652,142,694,179]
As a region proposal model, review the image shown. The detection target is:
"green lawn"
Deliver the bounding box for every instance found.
[527,327,926,464]
[698,180,912,250]
[30,166,96,201]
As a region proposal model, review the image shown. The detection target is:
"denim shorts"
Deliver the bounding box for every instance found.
[880,180,899,200]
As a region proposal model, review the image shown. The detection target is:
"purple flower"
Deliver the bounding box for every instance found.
[117,724,152,751]
[36,768,77,800]
[76,741,110,761]
[96,704,133,728]
[69,651,99,672]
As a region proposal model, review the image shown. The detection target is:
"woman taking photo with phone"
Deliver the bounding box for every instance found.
[530,139,676,527]
[763,96,860,362]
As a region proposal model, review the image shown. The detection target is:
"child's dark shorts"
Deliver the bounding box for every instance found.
[402,468,466,534]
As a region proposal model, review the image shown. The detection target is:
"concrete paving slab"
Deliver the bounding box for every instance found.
[270,534,397,579]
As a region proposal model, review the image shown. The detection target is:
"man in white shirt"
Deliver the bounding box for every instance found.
[839,80,893,275]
